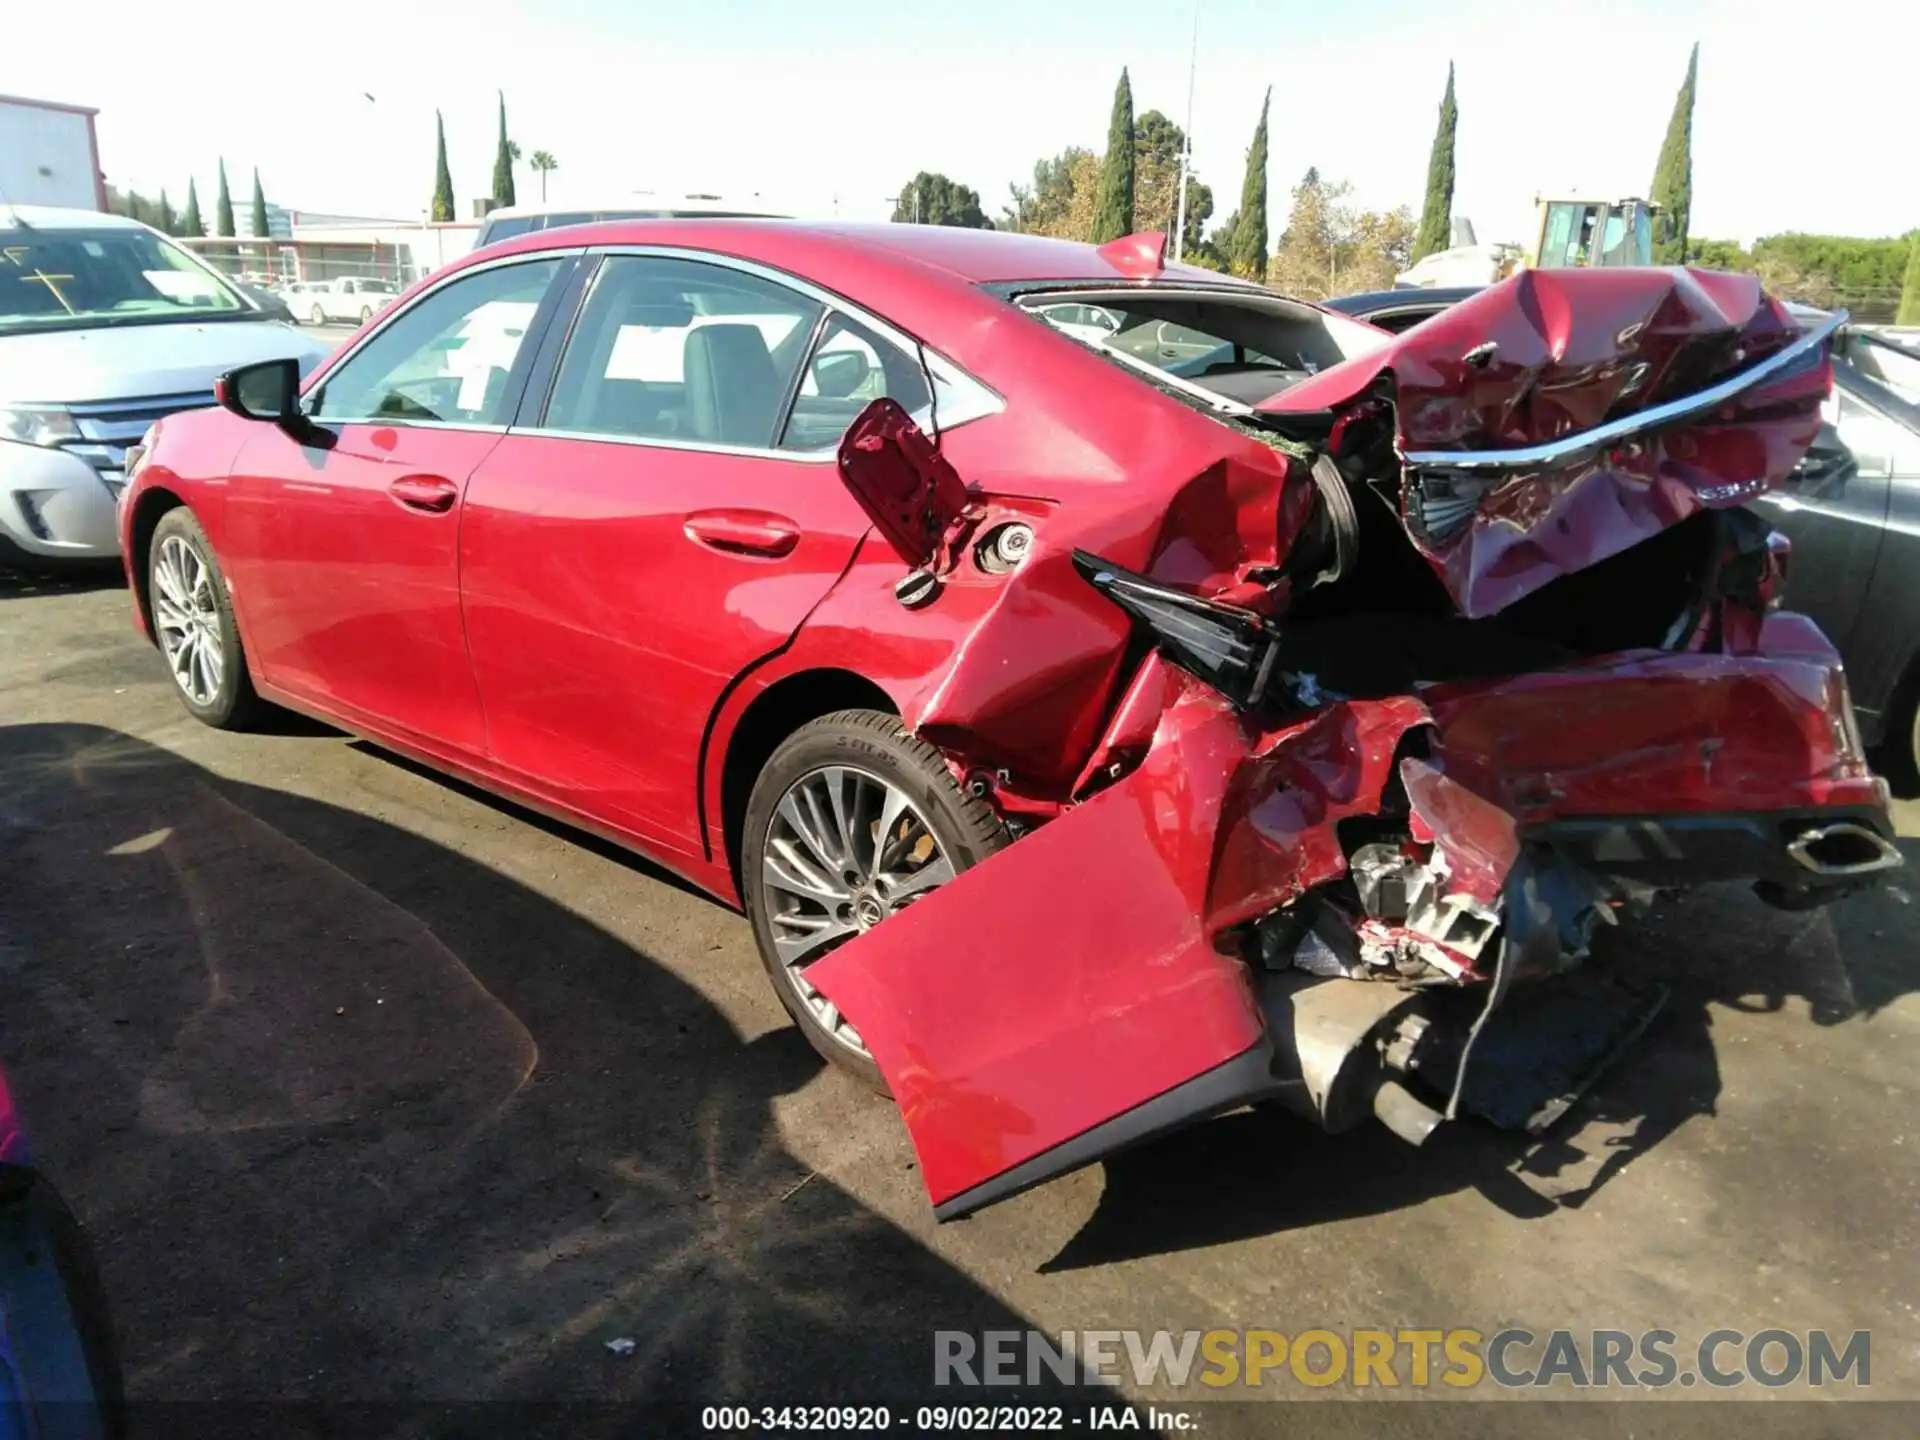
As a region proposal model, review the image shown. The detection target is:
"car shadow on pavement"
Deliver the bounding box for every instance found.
[0,722,1092,1434]
[0,562,126,601]
[1046,843,1920,1273]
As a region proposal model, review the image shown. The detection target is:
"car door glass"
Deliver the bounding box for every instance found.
[780,314,933,451]
[310,259,562,426]
[542,255,821,447]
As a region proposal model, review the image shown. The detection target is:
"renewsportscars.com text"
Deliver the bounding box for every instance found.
[934,1327,1871,1391]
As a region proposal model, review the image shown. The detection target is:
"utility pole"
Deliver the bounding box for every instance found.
[1172,0,1200,263]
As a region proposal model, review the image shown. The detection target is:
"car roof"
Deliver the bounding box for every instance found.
[0,204,148,231]
[477,219,1253,289]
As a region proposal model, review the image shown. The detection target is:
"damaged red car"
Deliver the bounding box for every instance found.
[118,221,1900,1220]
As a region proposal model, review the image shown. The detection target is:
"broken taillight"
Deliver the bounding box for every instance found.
[1071,549,1281,710]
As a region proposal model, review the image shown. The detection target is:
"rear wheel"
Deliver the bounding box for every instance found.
[309,304,325,325]
[359,304,373,323]
[743,709,1007,1090]
[149,508,264,730]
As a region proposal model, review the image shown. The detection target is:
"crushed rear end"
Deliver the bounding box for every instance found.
[813,266,1900,1219]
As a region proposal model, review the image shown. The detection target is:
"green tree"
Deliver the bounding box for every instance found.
[890,172,991,228]
[1227,88,1271,280]
[1411,64,1458,263]
[491,92,517,208]
[180,179,204,237]
[431,111,455,223]
[1688,238,1749,271]
[529,150,559,203]
[250,168,269,238]
[1092,68,1135,243]
[1900,235,1920,325]
[1271,169,1414,300]
[1650,42,1698,264]
[1132,110,1212,256]
[215,159,235,238]
[1003,147,1093,233]
[158,189,176,235]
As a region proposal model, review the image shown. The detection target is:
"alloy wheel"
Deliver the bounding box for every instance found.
[759,764,955,1056]
[152,534,225,707]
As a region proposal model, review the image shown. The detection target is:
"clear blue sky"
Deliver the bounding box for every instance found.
[4,0,1910,247]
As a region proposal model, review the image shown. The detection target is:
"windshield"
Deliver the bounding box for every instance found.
[1,225,245,332]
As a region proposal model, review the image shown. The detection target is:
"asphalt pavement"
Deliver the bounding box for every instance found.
[1,568,1916,1436]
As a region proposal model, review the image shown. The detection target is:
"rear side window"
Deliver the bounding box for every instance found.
[780,314,931,451]
[541,255,822,447]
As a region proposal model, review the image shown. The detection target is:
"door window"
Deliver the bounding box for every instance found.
[309,259,562,426]
[541,256,822,447]
[780,313,932,451]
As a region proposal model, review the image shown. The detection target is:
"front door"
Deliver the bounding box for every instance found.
[460,254,925,851]
[222,255,568,756]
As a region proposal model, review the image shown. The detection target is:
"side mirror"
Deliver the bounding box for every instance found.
[813,349,872,399]
[215,358,303,426]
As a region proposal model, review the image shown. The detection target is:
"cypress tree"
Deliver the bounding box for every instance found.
[250,169,269,237]
[214,159,235,237]
[158,189,176,235]
[1228,88,1271,280]
[1898,237,1920,326]
[1092,68,1135,243]
[1650,43,1698,264]
[492,92,517,208]
[181,179,204,237]
[1411,64,1458,262]
[431,111,456,223]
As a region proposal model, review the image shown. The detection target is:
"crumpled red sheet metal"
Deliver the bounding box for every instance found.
[903,449,1314,788]
[809,619,1885,1213]
[1261,267,1831,617]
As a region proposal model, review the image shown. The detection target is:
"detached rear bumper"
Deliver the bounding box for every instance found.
[809,616,1897,1219]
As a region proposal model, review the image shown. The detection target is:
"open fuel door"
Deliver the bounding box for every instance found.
[805,698,1275,1219]
[835,398,976,571]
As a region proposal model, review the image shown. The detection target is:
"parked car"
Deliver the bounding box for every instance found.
[474,195,788,250]
[276,279,332,319]
[0,206,331,565]
[1327,286,1920,788]
[0,1057,124,1438]
[230,280,295,324]
[296,276,400,326]
[120,225,1896,1220]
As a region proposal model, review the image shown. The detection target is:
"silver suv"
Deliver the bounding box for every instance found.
[1,206,330,564]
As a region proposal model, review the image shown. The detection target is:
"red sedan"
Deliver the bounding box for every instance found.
[120,221,1898,1219]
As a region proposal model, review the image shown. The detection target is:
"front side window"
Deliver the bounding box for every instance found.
[542,256,821,447]
[1,224,244,334]
[310,259,562,426]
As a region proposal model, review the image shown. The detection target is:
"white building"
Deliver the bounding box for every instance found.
[0,93,106,211]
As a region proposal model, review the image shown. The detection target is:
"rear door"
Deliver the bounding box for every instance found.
[459,251,929,853]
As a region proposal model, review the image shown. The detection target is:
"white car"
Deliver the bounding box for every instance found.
[1032,300,1123,346]
[1,206,330,564]
[297,276,400,326]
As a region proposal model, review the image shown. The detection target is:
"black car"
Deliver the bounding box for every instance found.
[1325,288,1920,790]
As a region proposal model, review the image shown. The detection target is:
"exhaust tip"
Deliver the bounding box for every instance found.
[1786,823,1904,879]
[1373,1079,1445,1147]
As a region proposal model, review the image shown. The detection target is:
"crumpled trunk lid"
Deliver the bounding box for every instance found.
[1259,267,1835,617]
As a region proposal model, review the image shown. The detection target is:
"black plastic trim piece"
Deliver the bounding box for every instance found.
[932,1043,1279,1222]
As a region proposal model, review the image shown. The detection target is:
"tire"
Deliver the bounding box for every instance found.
[148,508,264,730]
[309,304,325,325]
[359,305,373,323]
[743,709,1008,1091]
